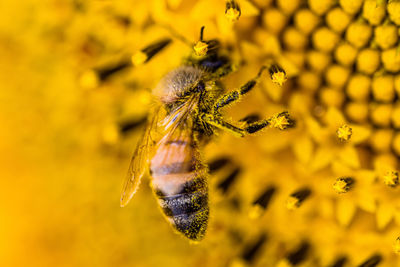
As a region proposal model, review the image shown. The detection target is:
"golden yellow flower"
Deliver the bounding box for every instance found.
[4,0,400,266]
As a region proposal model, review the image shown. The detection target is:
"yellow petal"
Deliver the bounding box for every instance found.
[338,145,360,169]
[357,191,377,213]
[167,0,183,9]
[276,260,292,267]
[310,147,334,171]
[254,30,282,56]
[305,116,327,143]
[394,237,400,255]
[240,41,264,61]
[357,170,376,184]
[264,79,284,102]
[337,197,357,226]
[276,55,299,77]
[319,198,334,219]
[349,124,371,144]
[393,208,400,226]
[293,135,314,164]
[373,153,398,176]
[324,107,346,128]
[376,204,394,230]
[191,0,221,19]
[240,0,260,17]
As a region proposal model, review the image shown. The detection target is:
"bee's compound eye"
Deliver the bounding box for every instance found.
[197,81,205,92]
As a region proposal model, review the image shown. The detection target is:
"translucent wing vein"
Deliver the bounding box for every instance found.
[120,112,157,207]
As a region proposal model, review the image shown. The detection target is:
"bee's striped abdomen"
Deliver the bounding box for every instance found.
[158,179,209,240]
[150,139,209,241]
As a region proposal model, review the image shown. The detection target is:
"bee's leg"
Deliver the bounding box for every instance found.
[202,111,294,137]
[244,111,294,133]
[212,66,267,112]
[239,113,261,124]
[201,114,245,137]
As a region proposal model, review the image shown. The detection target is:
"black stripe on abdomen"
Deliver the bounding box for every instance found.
[156,176,209,241]
[171,206,209,241]
[158,190,208,217]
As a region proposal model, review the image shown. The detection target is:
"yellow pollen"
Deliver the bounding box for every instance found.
[229,258,247,267]
[248,204,263,219]
[131,51,148,67]
[383,171,399,187]
[270,113,291,130]
[271,71,288,86]
[79,70,99,90]
[336,124,352,141]
[394,237,400,255]
[193,41,208,57]
[225,8,241,22]
[286,196,300,210]
[333,178,351,193]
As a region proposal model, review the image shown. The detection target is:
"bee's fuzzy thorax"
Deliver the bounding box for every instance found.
[154,66,204,104]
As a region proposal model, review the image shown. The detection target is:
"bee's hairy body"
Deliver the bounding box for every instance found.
[150,135,209,240]
[150,65,224,241]
[120,31,293,241]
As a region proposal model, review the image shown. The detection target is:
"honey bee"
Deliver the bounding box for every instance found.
[120,27,293,241]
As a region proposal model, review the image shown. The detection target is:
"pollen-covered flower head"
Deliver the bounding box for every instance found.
[6,0,400,266]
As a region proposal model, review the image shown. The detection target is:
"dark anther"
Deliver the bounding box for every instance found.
[252,186,276,209]
[119,115,148,133]
[141,38,172,62]
[287,242,310,265]
[290,188,311,203]
[358,254,382,267]
[208,157,231,173]
[330,256,348,267]
[242,234,267,263]
[217,167,241,193]
[97,60,131,81]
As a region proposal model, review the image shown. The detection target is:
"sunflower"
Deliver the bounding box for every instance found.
[3,0,400,266]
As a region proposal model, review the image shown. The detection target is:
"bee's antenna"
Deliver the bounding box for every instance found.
[199,26,205,41]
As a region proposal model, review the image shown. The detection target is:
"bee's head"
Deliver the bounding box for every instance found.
[196,81,205,93]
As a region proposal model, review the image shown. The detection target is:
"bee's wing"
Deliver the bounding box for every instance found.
[120,94,199,207]
[159,94,200,144]
[120,111,159,207]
